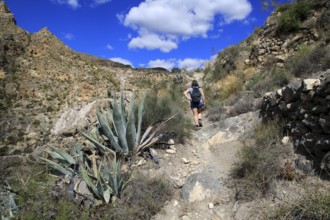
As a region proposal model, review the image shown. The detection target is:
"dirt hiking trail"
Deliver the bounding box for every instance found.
[150,108,259,220]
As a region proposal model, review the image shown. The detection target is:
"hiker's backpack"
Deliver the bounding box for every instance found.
[190,86,201,103]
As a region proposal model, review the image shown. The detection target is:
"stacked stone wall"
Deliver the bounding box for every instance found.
[260,70,330,167]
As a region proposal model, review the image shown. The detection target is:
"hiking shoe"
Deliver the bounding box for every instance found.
[198,119,203,127]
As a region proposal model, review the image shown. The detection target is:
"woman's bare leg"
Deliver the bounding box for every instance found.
[192,108,199,126]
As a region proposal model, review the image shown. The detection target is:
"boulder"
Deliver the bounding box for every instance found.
[181,173,223,202]
[51,99,109,135]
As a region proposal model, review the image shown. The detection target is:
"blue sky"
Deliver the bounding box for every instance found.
[6,0,278,71]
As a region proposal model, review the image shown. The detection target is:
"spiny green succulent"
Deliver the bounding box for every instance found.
[80,92,176,157]
[39,91,175,205]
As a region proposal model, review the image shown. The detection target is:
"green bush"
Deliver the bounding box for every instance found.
[275,1,312,35]
[251,69,291,97]
[143,82,192,144]
[211,45,240,81]
[285,44,330,77]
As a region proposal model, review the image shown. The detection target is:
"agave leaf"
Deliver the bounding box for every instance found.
[112,159,119,196]
[135,92,146,148]
[126,93,136,153]
[108,173,115,193]
[103,188,111,204]
[97,111,122,153]
[139,125,154,144]
[79,130,105,154]
[50,147,76,165]
[72,143,83,156]
[91,152,98,178]
[96,181,105,202]
[120,91,127,126]
[137,113,177,152]
[80,166,102,199]
[138,134,164,152]
[121,170,134,192]
[39,157,72,176]
[112,95,129,153]
[79,130,116,156]
[44,149,65,161]
[9,194,18,213]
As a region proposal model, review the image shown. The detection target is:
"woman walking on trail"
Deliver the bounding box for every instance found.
[184,80,205,128]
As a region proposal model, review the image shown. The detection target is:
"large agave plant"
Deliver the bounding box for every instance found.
[39,146,131,204]
[80,92,176,157]
[39,92,175,205]
[80,156,132,203]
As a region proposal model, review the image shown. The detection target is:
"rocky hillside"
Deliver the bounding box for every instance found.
[205,0,330,84]
[0,1,171,156]
[204,0,330,171]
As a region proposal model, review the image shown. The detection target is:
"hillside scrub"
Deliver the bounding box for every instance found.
[231,119,293,201]
[10,165,173,220]
[284,43,330,77]
[275,0,324,35]
[266,181,330,219]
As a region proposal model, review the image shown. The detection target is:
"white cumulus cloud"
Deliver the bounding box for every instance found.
[122,0,252,52]
[51,0,111,8]
[148,59,176,70]
[52,0,80,9]
[147,58,207,71]
[178,58,207,71]
[128,33,177,53]
[90,0,111,7]
[109,57,133,66]
[92,0,111,6]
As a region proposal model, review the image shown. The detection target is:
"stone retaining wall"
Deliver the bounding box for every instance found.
[260,70,330,167]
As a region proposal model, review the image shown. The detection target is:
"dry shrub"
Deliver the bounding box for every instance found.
[13,165,88,220]
[229,92,260,117]
[220,74,244,100]
[266,182,330,220]
[253,119,283,146]
[231,119,293,201]
[206,101,226,122]
[203,83,220,107]
[15,167,173,220]
[100,173,174,220]
[243,67,256,80]
[211,45,240,81]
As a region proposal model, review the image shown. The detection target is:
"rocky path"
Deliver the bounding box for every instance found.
[152,111,259,220]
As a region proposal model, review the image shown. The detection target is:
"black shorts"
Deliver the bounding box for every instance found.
[190,101,203,109]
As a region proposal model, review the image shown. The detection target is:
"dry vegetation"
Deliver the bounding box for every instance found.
[7,166,173,220]
[231,119,293,201]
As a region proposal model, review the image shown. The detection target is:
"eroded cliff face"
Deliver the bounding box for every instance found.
[0,2,171,156]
